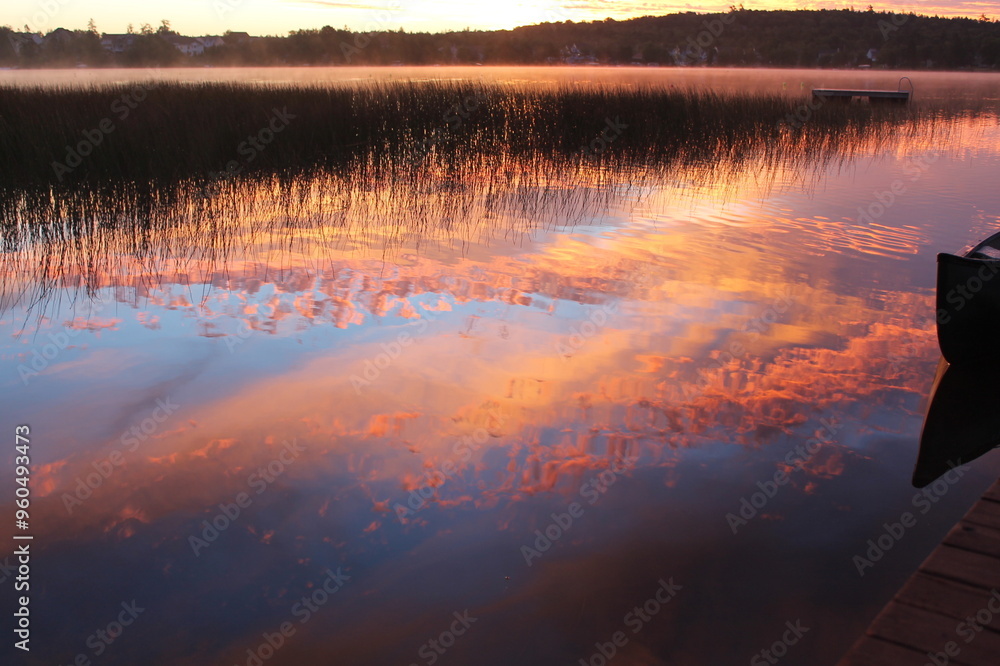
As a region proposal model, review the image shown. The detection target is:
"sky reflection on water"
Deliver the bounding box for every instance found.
[1,93,1000,665]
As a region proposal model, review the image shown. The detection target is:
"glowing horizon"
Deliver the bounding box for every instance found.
[3,1,993,38]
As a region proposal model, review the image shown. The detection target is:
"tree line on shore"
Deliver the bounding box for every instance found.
[2,8,999,69]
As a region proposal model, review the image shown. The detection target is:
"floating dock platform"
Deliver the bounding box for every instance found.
[812,77,913,104]
[812,88,911,103]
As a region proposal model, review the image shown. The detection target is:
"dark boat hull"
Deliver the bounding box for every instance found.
[913,358,1000,487]
[937,228,1000,364]
[917,230,1000,486]
[937,250,1000,365]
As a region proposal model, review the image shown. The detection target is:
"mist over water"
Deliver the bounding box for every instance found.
[1,67,1000,665]
[5,65,1000,99]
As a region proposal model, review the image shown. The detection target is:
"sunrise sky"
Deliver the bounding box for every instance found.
[5,0,991,36]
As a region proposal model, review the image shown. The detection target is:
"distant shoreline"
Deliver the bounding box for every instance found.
[4,10,999,71]
[3,64,1000,73]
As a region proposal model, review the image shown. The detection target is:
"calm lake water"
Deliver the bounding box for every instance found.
[2,67,1000,665]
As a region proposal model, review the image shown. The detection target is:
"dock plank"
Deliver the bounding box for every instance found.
[981,482,1000,503]
[837,635,930,666]
[961,498,1000,531]
[867,602,1000,665]
[921,544,1000,591]
[895,572,1000,631]
[838,479,1000,665]
[943,522,1000,559]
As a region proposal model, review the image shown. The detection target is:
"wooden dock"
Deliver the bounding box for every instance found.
[838,478,1000,665]
[812,89,911,103]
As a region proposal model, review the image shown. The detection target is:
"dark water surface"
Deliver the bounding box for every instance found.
[2,68,1000,665]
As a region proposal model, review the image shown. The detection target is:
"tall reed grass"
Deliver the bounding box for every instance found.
[0,81,937,187]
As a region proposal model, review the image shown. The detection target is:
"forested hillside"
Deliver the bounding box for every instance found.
[2,8,998,69]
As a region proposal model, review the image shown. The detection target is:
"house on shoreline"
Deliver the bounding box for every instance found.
[100,34,136,54]
[165,35,205,56]
[97,33,229,57]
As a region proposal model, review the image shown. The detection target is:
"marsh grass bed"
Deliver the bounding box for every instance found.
[0,81,941,188]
